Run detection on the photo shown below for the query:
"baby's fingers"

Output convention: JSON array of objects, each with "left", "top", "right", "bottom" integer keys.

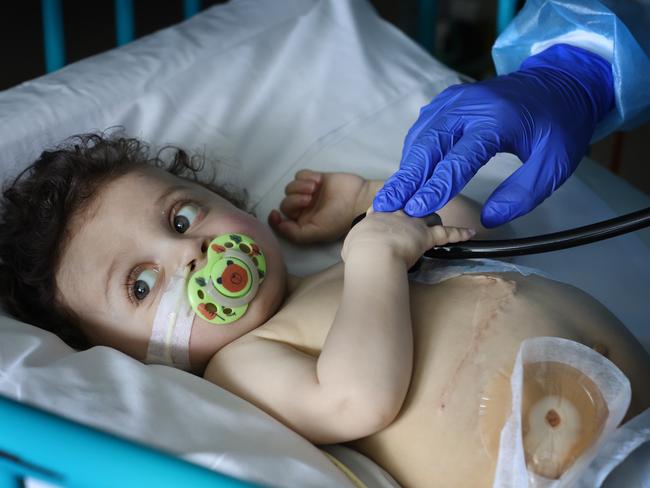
[
  {"left": 280, "top": 193, "right": 312, "bottom": 219},
  {"left": 430, "top": 225, "right": 476, "bottom": 246},
  {"left": 295, "top": 169, "right": 323, "bottom": 184},
  {"left": 267, "top": 211, "right": 322, "bottom": 244},
  {"left": 270, "top": 217, "right": 305, "bottom": 243},
  {"left": 285, "top": 178, "right": 318, "bottom": 195}
]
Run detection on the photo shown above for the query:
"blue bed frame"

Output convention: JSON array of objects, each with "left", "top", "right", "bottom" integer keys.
[
  {"left": 0, "top": 395, "right": 257, "bottom": 487},
  {"left": 39, "top": 0, "right": 518, "bottom": 73},
  {"left": 1, "top": 1, "right": 518, "bottom": 486},
  {"left": 40, "top": 0, "right": 203, "bottom": 72}
]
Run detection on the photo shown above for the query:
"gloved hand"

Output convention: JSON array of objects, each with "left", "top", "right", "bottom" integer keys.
[{"left": 373, "top": 44, "right": 614, "bottom": 227}]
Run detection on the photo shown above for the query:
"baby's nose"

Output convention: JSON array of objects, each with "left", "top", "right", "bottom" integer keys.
[{"left": 186, "top": 237, "right": 210, "bottom": 273}]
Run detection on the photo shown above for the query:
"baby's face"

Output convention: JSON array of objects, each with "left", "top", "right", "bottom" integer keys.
[{"left": 56, "top": 165, "right": 287, "bottom": 372}]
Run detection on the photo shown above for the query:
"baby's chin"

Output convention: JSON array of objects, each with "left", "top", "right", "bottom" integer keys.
[{"left": 188, "top": 258, "right": 288, "bottom": 374}]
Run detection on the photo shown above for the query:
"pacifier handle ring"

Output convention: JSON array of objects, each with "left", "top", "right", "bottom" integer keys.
[{"left": 205, "top": 250, "right": 260, "bottom": 308}]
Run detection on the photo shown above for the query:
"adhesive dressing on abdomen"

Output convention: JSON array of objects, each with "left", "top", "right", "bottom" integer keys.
[{"left": 493, "top": 337, "right": 631, "bottom": 488}]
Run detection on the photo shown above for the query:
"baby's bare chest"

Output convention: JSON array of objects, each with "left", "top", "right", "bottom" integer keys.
[
  {"left": 250, "top": 264, "right": 530, "bottom": 357},
  {"left": 251, "top": 263, "right": 346, "bottom": 355}
]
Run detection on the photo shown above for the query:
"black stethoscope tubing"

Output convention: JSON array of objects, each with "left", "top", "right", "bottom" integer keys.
[
  {"left": 426, "top": 206, "right": 650, "bottom": 258},
  {"left": 352, "top": 206, "right": 650, "bottom": 259}
]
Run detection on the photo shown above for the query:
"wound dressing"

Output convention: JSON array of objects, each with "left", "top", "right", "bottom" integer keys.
[
  {"left": 409, "top": 257, "right": 550, "bottom": 285},
  {"left": 493, "top": 337, "right": 631, "bottom": 488},
  {"left": 146, "top": 233, "right": 265, "bottom": 371}
]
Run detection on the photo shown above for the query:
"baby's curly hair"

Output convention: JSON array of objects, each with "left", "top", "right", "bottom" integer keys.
[{"left": 0, "top": 131, "right": 249, "bottom": 349}]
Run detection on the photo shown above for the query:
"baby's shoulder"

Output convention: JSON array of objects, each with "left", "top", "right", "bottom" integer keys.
[{"left": 203, "top": 332, "right": 277, "bottom": 383}]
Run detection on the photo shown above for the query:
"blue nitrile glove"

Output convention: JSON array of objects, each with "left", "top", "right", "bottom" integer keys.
[{"left": 373, "top": 44, "right": 615, "bottom": 228}]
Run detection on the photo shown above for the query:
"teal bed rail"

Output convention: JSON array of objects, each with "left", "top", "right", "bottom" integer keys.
[
  {"left": 41, "top": 1, "right": 519, "bottom": 73},
  {"left": 41, "top": 0, "right": 205, "bottom": 72},
  {"left": 416, "top": 0, "right": 518, "bottom": 54},
  {"left": 0, "top": 394, "right": 259, "bottom": 488}
]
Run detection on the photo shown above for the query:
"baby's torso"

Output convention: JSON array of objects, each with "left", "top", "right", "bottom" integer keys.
[{"left": 250, "top": 262, "right": 650, "bottom": 488}]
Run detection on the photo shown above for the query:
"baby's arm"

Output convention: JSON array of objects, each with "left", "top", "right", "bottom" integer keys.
[
  {"left": 205, "top": 213, "right": 474, "bottom": 445},
  {"left": 269, "top": 171, "right": 489, "bottom": 245},
  {"left": 205, "top": 247, "right": 411, "bottom": 444}
]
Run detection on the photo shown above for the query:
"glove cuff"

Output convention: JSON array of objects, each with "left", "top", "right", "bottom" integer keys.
[{"left": 519, "top": 44, "right": 615, "bottom": 125}]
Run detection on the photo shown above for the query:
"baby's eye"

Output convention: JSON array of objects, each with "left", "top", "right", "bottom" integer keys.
[
  {"left": 132, "top": 268, "right": 158, "bottom": 301},
  {"left": 173, "top": 203, "right": 199, "bottom": 234}
]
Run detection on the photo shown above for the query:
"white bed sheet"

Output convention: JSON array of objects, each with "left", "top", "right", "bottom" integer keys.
[{"left": 0, "top": 0, "right": 648, "bottom": 486}]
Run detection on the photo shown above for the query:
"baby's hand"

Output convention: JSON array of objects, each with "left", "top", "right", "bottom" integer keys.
[
  {"left": 268, "top": 170, "right": 367, "bottom": 244},
  {"left": 342, "top": 208, "right": 475, "bottom": 268}
]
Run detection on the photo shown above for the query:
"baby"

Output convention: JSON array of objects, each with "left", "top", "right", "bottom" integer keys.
[{"left": 1, "top": 133, "right": 649, "bottom": 488}]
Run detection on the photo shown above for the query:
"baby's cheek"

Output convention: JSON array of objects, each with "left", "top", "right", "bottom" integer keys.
[
  {"left": 191, "top": 313, "right": 220, "bottom": 333},
  {"left": 214, "top": 214, "right": 281, "bottom": 264},
  {"left": 212, "top": 209, "right": 258, "bottom": 235},
  {"left": 88, "top": 310, "right": 152, "bottom": 362},
  {"left": 187, "top": 313, "right": 236, "bottom": 369}
]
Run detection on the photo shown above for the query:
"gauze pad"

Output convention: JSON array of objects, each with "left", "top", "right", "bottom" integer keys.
[
  {"left": 493, "top": 337, "right": 631, "bottom": 488},
  {"left": 146, "top": 266, "right": 194, "bottom": 371}
]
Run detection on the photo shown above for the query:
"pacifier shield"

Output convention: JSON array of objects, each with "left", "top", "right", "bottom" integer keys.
[{"left": 188, "top": 234, "right": 266, "bottom": 325}]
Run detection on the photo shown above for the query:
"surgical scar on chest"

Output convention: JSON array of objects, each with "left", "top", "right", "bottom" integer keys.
[{"left": 438, "top": 276, "right": 517, "bottom": 411}]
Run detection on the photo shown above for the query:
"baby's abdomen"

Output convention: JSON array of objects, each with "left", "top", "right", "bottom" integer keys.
[{"left": 350, "top": 273, "right": 650, "bottom": 488}]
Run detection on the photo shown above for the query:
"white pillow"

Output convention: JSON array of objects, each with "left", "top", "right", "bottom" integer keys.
[{"left": 0, "top": 0, "right": 457, "bottom": 486}]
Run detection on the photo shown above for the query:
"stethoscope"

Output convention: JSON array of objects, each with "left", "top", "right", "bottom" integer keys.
[{"left": 351, "top": 205, "right": 650, "bottom": 262}]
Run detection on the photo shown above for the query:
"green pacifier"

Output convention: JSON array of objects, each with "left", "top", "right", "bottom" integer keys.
[{"left": 187, "top": 233, "right": 266, "bottom": 325}]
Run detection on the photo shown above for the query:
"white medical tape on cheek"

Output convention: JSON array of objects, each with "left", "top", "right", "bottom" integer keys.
[{"left": 146, "top": 267, "right": 195, "bottom": 371}]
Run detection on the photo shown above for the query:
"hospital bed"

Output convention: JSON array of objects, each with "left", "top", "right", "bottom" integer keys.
[{"left": 0, "top": 1, "right": 648, "bottom": 486}]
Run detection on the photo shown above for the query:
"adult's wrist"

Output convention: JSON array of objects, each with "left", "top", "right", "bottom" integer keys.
[{"left": 519, "top": 43, "right": 615, "bottom": 124}]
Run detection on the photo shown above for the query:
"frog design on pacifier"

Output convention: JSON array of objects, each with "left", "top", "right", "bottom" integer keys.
[{"left": 187, "top": 234, "right": 266, "bottom": 325}]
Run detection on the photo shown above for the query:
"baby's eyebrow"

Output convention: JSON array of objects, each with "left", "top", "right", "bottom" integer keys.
[{"left": 155, "top": 184, "right": 189, "bottom": 210}]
